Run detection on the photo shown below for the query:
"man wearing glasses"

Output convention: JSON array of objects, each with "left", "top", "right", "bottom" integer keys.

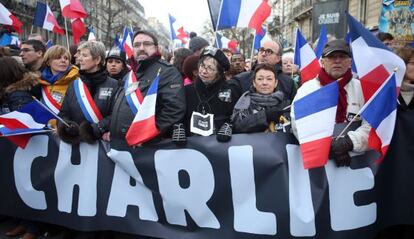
[
  {"left": 230, "top": 40, "right": 297, "bottom": 102},
  {"left": 109, "top": 30, "right": 186, "bottom": 145},
  {"left": 19, "top": 39, "right": 46, "bottom": 71}
]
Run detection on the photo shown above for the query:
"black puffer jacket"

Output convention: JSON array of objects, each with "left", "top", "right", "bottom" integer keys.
[
  {"left": 184, "top": 77, "right": 240, "bottom": 135},
  {"left": 58, "top": 68, "right": 118, "bottom": 132},
  {"left": 0, "top": 72, "right": 39, "bottom": 114},
  {"left": 229, "top": 64, "right": 297, "bottom": 102},
  {"left": 110, "top": 56, "right": 186, "bottom": 140}
]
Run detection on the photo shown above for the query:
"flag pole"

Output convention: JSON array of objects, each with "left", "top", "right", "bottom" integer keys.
[
  {"left": 250, "top": 29, "right": 256, "bottom": 68},
  {"left": 31, "top": 97, "right": 70, "bottom": 127},
  {"left": 64, "top": 18, "right": 70, "bottom": 49}
]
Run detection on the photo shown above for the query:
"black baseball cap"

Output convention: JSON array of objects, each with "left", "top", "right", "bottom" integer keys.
[{"left": 322, "top": 39, "right": 351, "bottom": 58}]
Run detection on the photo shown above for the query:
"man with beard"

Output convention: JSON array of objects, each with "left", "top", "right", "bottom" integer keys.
[{"left": 109, "top": 30, "right": 186, "bottom": 145}]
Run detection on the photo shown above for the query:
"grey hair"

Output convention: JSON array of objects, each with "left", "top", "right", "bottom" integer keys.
[{"left": 78, "top": 41, "right": 106, "bottom": 67}]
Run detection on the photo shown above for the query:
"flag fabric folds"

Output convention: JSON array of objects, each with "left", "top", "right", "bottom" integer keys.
[
  {"left": 71, "top": 18, "right": 86, "bottom": 44},
  {"left": 359, "top": 73, "right": 397, "bottom": 162},
  {"left": 59, "top": 0, "right": 87, "bottom": 19},
  {"left": 168, "top": 14, "right": 189, "bottom": 45},
  {"left": 0, "top": 3, "right": 23, "bottom": 33},
  {"left": 121, "top": 27, "right": 133, "bottom": 60},
  {"left": 294, "top": 28, "right": 321, "bottom": 83},
  {"left": 253, "top": 26, "right": 271, "bottom": 50},
  {"left": 125, "top": 74, "right": 161, "bottom": 146},
  {"left": 314, "top": 25, "right": 327, "bottom": 59},
  {"left": 346, "top": 13, "right": 406, "bottom": 101},
  {"left": 293, "top": 81, "right": 339, "bottom": 169},
  {"left": 217, "top": 0, "right": 271, "bottom": 33},
  {"left": 33, "top": 2, "right": 64, "bottom": 35},
  {"left": 215, "top": 32, "right": 238, "bottom": 52}
]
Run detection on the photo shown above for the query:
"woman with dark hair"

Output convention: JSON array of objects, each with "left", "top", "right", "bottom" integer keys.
[
  {"left": 57, "top": 41, "right": 118, "bottom": 144},
  {"left": 231, "top": 64, "right": 290, "bottom": 133},
  {"left": 183, "top": 46, "right": 239, "bottom": 142},
  {"left": 182, "top": 54, "right": 199, "bottom": 85},
  {"left": 0, "top": 56, "right": 38, "bottom": 113},
  {"left": 171, "top": 47, "right": 193, "bottom": 77},
  {"left": 105, "top": 46, "right": 129, "bottom": 82}
]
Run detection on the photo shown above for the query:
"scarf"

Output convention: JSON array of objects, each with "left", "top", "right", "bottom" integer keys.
[
  {"left": 318, "top": 68, "right": 352, "bottom": 123},
  {"left": 41, "top": 67, "right": 70, "bottom": 84},
  {"left": 249, "top": 91, "right": 285, "bottom": 107}
]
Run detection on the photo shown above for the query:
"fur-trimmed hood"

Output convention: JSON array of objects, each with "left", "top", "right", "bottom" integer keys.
[{"left": 4, "top": 72, "right": 40, "bottom": 94}]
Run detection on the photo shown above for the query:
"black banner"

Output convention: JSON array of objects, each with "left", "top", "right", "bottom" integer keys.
[
  {"left": 0, "top": 113, "right": 414, "bottom": 238},
  {"left": 312, "top": 0, "right": 348, "bottom": 41}
]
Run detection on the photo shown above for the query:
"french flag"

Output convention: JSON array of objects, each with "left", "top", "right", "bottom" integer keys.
[
  {"left": 169, "top": 14, "right": 189, "bottom": 45},
  {"left": 294, "top": 28, "right": 321, "bottom": 83},
  {"left": 121, "top": 27, "right": 133, "bottom": 60},
  {"left": 215, "top": 32, "right": 238, "bottom": 52},
  {"left": 360, "top": 73, "right": 398, "bottom": 162},
  {"left": 253, "top": 26, "right": 271, "bottom": 50},
  {"left": 0, "top": 3, "right": 23, "bottom": 33},
  {"left": 347, "top": 13, "right": 406, "bottom": 101},
  {"left": 293, "top": 81, "right": 339, "bottom": 169},
  {"left": 59, "top": 0, "right": 87, "bottom": 19},
  {"left": 216, "top": 0, "right": 271, "bottom": 34},
  {"left": 0, "top": 125, "right": 52, "bottom": 148},
  {"left": 125, "top": 74, "right": 161, "bottom": 146},
  {"left": 314, "top": 25, "right": 327, "bottom": 59},
  {"left": 33, "top": 2, "right": 64, "bottom": 35},
  {"left": 0, "top": 101, "right": 56, "bottom": 130}
]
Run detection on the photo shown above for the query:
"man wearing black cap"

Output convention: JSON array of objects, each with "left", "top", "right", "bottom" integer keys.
[
  {"left": 183, "top": 46, "right": 240, "bottom": 142},
  {"left": 109, "top": 30, "right": 186, "bottom": 145},
  {"left": 291, "top": 39, "right": 370, "bottom": 167}
]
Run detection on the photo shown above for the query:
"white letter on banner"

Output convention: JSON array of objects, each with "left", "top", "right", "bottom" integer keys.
[
  {"left": 55, "top": 142, "right": 99, "bottom": 216},
  {"left": 106, "top": 149, "right": 158, "bottom": 221},
  {"left": 228, "top": 146, "right": 276, "bottom": 235},
  {"left": 325, "top": 160, "right": 376, "bottom": 231},
  {"left": 14, "top": 135, "right": 48, "bottom": 210},
  {"left": 154, "top": 149, "right": 219, "bottom": 228},
  {"left": 286, "top": 145, "right": 316, "bottom": 237}
]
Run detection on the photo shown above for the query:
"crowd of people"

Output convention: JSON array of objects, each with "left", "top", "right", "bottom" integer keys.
[{"left": 0, "top": 29, "right": 413, "bottom": 238}]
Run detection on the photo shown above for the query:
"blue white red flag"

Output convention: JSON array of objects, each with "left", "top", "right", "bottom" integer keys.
[
  {"left": 168, "top": 14, "right": 189, "bottom": 45},
  {"left": 125, "top": 73, "right": 161, "bottom": 146},
  {"left": 123, "top": 71, "right": 143, "bottom": 115},
  {"left": 293, "top": 81, "right": 339, "bottom": 169},
  {"left": 73, "top": 79, "right": 103, "bottom": 124},
  {"left": 0, "top": 101, "right": 56, "bottom": 130},
  {"left": 0, "top": 3, "right": 23, "bottom": 33},
  {"left": 294, "top": 28, "right": 321, "bottom": 83},
  {"left": 360, "top": 73, "right": 397, "bottom": 162},
  {"left": 347, "top": 13, "right": 406, "bottom": 101},
  {"left": 253, "top": 26, "right": 271, "bottom": 50},
  {"left": 216, "top": 0, "right": 271, "bottom": 34},
  {"left": 87, "top": 26, "right": 96, "bottom": 41},
  {"left": 33, "top": 2, "right": 64, "bottom": 35},
  {"left": 314, "top": 25, "right": 327, "bottom": 59},
  {"left": 121, "top": 27, "right": 133, "bottom": 60},
  {"left": 58, "top": 0, "right": 87, "bottom": 19},
  {"left": 215, "top": 32, "right": 238, "bottom": 53}
]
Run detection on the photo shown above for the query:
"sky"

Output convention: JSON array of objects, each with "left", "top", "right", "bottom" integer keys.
[{"left": 139, "top": 0, "right": 212, "bottom": 36}]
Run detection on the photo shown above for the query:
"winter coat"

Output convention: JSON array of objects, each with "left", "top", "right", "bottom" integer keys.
[
  {"left": 184, "top": 77, "right": 240, "bottom": 135},
  {"left": 58, "top": 68, "right": 118, "bottom": 134},
  {"left": 231, "top": 90, "right": 289, "bottom": 133},
  {"left": 0, "top": 72, "right": 39, "bottom": 113},
  {"left": 290, "top": 77, "right": 370, "bottom": 152},
  {"left": 110, "top": 56, "right": 186, "bottom": 140},
  {"left": 39, "top": 65, "right": 80, "bottom": 106}
]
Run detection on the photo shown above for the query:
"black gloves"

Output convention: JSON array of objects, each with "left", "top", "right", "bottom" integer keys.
[
  {"left": 172, "top": 123, "right": 187, "bottom": 146},
  {"left": 57, "top": 121, "right": 80, "bottom": 144},
  {"left": 330, "top": 135, "right": 354, "bottom": 167},
  {"left": 265, "top": 106, "right": 284, "bottom": 123},
  {"left": 80, "top": 121, "right": 103, "bottom": 144},
  {"left": 216, "top": 122, "right": 232, "bottom": 142}
]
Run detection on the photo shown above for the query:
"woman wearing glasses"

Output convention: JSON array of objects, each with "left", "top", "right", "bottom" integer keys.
[{"left": 183, "top": 46, "right": 240, "bottom": 142}]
